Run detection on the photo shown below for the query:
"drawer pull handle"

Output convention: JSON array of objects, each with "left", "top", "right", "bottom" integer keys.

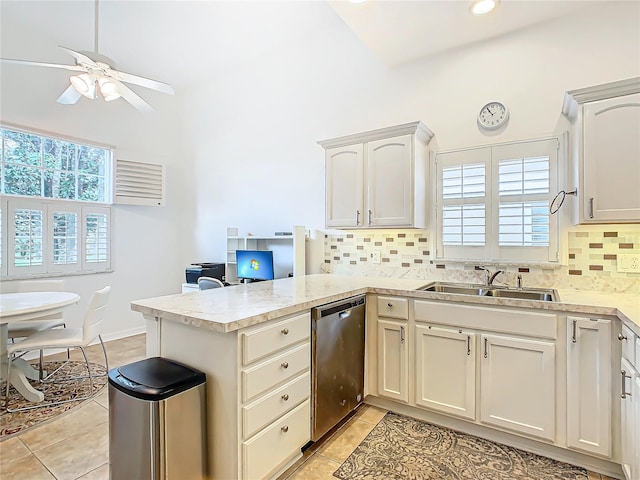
[
  {"left": 281, "top": 362, "right": 289, "bottom": 369},
  {"left": 281, "top": 425, "right": 289, "bottom": 433},
  {"left": 618, "top": 333, "right": 628, "bottom": 341},
  {"left": 282, "top": 394, "right": 289, "bottom": 401},
  {"left": 621, "top": 370, "right": 632, "bottom": 399},
  {"left": 281, "top": 328, "right": 289, "bottom": 335}
]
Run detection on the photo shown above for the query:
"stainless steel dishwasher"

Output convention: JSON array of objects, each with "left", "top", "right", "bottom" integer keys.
[{"left": 311, "top": 295, "right": 366, "bottom": 441}]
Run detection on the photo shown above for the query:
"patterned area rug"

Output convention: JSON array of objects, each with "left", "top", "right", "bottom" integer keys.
[
  {"left": 333, "top": 412, "right": 588, "bottom": 480},
  {"left": 0, "top": 360, "right": 107, "bottom": 440}
]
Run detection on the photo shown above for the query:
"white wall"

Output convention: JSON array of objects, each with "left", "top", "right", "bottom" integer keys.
[
  {"left": 180, "top": 2, "right": 640, "bottom": 274},
  {"left": 0, "top": 16, "right": 189, "bottom": 339}
]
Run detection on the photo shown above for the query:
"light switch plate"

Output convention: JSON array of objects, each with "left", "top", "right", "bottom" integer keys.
[{"left": 617, "top": 254, "right": 640, "bottom": 273}]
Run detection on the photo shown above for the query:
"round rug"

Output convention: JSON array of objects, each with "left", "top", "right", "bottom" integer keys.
[{"left": 0, "top": 360, "right": 107, "bottom": 440}]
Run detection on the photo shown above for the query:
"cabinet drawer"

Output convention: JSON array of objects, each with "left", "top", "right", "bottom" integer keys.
[
  {"left": 621, "top": 323, "right": 636, "bottom": 365},
  {"left": 242, "top": 312, "right": 310, "bottom": 365},
  {"left": 414, "top": 300, "right": 557, "bottom": 340},
  {"left": 242, "top": 372, "right": 310, "bottom": 440},
  {"left": 242, "top": 400, "right": 310, "bottom": 480},
  {"left": 242, "top": 343, "right": 310, "bottom": 402},
  {"left": 377, "top": 296, "right": 409, "bottom": 320}
]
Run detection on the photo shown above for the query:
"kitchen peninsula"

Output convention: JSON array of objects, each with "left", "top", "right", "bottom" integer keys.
[{"left": 131, "top": 274, "right": 640, "bottom": 480}]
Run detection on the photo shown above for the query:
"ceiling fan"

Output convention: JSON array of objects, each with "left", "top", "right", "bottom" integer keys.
[{"left": 0, "top": 0, "right": 174, "bottom": 113}]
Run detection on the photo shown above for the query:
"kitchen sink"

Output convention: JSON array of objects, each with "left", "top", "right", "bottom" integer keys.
[
  {"left": 483, "top": 289, "right": 556, "bottom": 302},
  {"left": 416, "top": 282, "right": 558, "bottom": 302}
]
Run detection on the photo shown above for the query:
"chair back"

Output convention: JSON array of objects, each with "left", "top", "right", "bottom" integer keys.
[
  {"left": 198, "top": 277, "right": 224, "bottom": 290},
  {"left": 82, "top": 286, "right": 111, "bottom": 344}
]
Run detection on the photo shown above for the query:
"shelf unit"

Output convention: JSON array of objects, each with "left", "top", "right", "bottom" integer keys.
[{"left": 226, "top": 226, "right": 306, "bottom": 284}]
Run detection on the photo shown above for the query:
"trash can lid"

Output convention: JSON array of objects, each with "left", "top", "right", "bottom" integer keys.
[{"left": 108, "top": 357, "right": 205, "bottom": 401}]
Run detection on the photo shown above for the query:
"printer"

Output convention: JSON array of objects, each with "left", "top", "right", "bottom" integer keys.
[{"left": 185, "top": 263, "right": 226, "bottom": 284}]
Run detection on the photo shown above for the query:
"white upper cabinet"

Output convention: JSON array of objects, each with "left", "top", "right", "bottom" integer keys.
[
  {"left": 562, "top": 77, "right": 640, "bottom": 223},
  {"left": 319, "top": 121, "right": 434, "bottom": 229},
  {"left": 325, "top": 144, "right": 364, "bottom": 228}
]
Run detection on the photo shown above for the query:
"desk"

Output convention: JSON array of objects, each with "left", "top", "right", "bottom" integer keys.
[{"left": 0, "top": 292, "right": 80, "bottom": 402}]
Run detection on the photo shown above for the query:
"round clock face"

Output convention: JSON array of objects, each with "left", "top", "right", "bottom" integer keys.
[{"left": 478, "top": 101, "right": 509, "bottom": 130}]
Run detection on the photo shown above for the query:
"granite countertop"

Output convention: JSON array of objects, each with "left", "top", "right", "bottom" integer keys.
[{"left": 131, "top": 274, "right": 640, "bottom": 335}]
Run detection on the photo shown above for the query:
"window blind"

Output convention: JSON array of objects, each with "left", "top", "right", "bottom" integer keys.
[
  {"left": 52, "top": 211, "right": 78, "bottom": 264},
  {"left": 85, "top": 212, "right": 109, "bottom": 263},
  {"left": 13, "top": 208, "right": 44, "bottom": 267}
]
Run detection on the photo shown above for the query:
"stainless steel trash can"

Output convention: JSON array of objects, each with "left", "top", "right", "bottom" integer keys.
[{"left": 108, "top": 357, "right": 206, "bottom": 480}]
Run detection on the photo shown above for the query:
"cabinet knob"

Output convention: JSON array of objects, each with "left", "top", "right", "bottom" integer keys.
[
  {"left": 282, "top": 394, "right": 289, "bottom": 401},
  {"left": 281, "top": 362, "right": 289, "bottom": 369},
  {"left": 281, "top": 425, "right": 289, "bottom": 433},
  {"left": 281, "top": 328, "right": 289, "bottom": 335},
  {"left": 618, "top": 333, "right": 628, "bottom": 341},
  {"left": 387, "top": 303, "right": 393, "bottom": 308}
]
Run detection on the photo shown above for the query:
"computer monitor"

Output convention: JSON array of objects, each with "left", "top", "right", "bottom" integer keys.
[{"left": 236, "top": 250, "right": 275, "bottom": 282}]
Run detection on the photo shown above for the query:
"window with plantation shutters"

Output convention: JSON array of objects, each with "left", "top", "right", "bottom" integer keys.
[
  {"left": 0, "top": 125, "right": 113, "bottom": 278},
  {"left": 1, "top": 197, "right": 111, "bottom": 277},
  {"left": 436, "top": 137, "right": 559, "bottom": 263}
]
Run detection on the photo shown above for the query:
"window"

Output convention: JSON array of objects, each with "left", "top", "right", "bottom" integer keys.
[
  {"left": 435, "top": 137, "right": 559, "bottom": 264},
  {"left": 0, "top": 126, "right": 112, "bottom": 277}
]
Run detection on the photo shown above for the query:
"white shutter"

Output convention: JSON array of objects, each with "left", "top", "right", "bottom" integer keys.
[
  {"left": 48, "top": 206, "right": 80, "bottom": 273},
  {"left": 7, "top": 198, "right": 46, "bottom": 275},
  {"left": 114, "top": 159, "right": 165, "bottom": 206},
  {"left": 82, "top": 206, "right": 111, "bottom": 271}
]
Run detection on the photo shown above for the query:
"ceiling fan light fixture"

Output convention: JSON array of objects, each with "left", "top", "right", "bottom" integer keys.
[
  {"left": 470, "top": 0, "right": 499, "bottom": 15},
  {"left": 98, "top": 77, "right": 118, "bottom": 97},
  {"left": 70, "top": 73, "right": 95, "bottom": 99}
]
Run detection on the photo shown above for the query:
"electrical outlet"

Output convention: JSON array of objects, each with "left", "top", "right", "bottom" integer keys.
[
  {"left": 371, "top": 251, "right": 381, "bottom": 264},
  {"left": 617, "top": 254, "right": 640, "bottom": 273}
]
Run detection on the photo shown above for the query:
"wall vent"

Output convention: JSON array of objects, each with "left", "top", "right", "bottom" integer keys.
[{"left": 114, "top": 159, "right": 165, "bottom": 206}]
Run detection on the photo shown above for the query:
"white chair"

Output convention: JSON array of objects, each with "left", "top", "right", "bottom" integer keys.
[
  {"left": 8, "top": 280, "right": 67, "bottom": 339},
  {"left": 198, "top": 277, "right": 224, "bottom": 290},
  {"left": 5, "top": 286, "right": 111, "bottom": 412},
  {"left": 8, "top": 280, "right": 69, "bottom": 379}
]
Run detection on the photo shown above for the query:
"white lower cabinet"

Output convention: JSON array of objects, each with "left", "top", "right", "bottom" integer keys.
[
  {"left": 566, "top": 317, "right": 612, "bottom": 457},
  {"left": 479, "top": 334, "right": 556, "bottom": 442},
  {"left": 239, "top": 312, "right": 311, "bottom": 480},
  {"left": 415, "top": 325, "right": 476, "bottom": 420},
  {"left": 377, "top": 318, "right": 409, "bottom": 402},
  {"left": 620, "top": 325, "right": 639, "bottom": 480}
]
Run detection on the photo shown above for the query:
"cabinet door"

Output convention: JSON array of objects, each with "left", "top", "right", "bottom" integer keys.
[
  {"left": 377, "top": 319, "right": 408, "bottom": 402},
  {"left": 326, "top": 144, "right": 364, "bottom": 228},
  {"left": 583, "top": 93, "right": 640, "bottom": 222},
  {"left": 415, "top": 325, "right": 476, "bottom": 420},
  {"left": 480, "top": 334, "right": 555, "bottom": 441},
  {"left": 566, "top": 318, "right": 611, "bottom": 457},
  {"left": 366, "top": 134, "right": 413, "bottom": 227},
  {"left": 621, "top": 358, "right": 638, "bottom": 480}
]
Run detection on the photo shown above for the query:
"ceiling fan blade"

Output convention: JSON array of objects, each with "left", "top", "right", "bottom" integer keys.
[
  {"left": 1, "top": 58, "right": 84, "bottom": 71},
  {"left": 116, "top": 82, "right": 154, "bottom": 114},
  {"left": 58, "top": 46, "right": 98, "bottom": 67},
  {"left": 113, "top": 70, "right": 175, "bottom": 95},
  {"left": 57, "top": 84, "right": 82, "bottom": 105}
]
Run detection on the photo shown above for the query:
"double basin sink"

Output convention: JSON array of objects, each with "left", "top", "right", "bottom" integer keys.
[{"left": 417, "top": 282, "right": 558, "bottom": 302}]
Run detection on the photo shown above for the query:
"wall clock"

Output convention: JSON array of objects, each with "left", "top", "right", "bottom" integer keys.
[{"left": 477, "top": 101, "right": 509, "bottom": 130}]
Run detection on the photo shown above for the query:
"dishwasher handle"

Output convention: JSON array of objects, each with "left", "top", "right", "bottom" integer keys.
[{"left": 312, "top": 295, "right": 366, "bottom": 320}]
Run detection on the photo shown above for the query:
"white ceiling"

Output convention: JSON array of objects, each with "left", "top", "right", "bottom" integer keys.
[
  {"left": 0, "top": 0, "right": 603, "bottom": 93},
  {"left": 328, "top": 0, "right": 597, "bottom": 66}
]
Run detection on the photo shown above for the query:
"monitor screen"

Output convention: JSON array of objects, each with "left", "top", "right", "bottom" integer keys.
[{"left": 236, "top": 250, "right": 275, "bottom": 281}]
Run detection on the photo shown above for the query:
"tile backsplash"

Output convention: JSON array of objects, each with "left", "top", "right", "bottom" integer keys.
[{"left": 322, "top": 227, "right": 640, "bottom": 294}]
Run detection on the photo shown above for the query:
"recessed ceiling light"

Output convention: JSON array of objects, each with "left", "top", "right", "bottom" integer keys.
[
  {"left": 470, "top": 0, "right": 499, "bottom": 15},
  {"left": 349, "top": 0, "right": 367, "bottom": 4}
]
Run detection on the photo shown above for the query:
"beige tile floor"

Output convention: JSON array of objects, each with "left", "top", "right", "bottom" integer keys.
[{"left": 0, "top": 334, "right": 619, "bottom": 480}]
